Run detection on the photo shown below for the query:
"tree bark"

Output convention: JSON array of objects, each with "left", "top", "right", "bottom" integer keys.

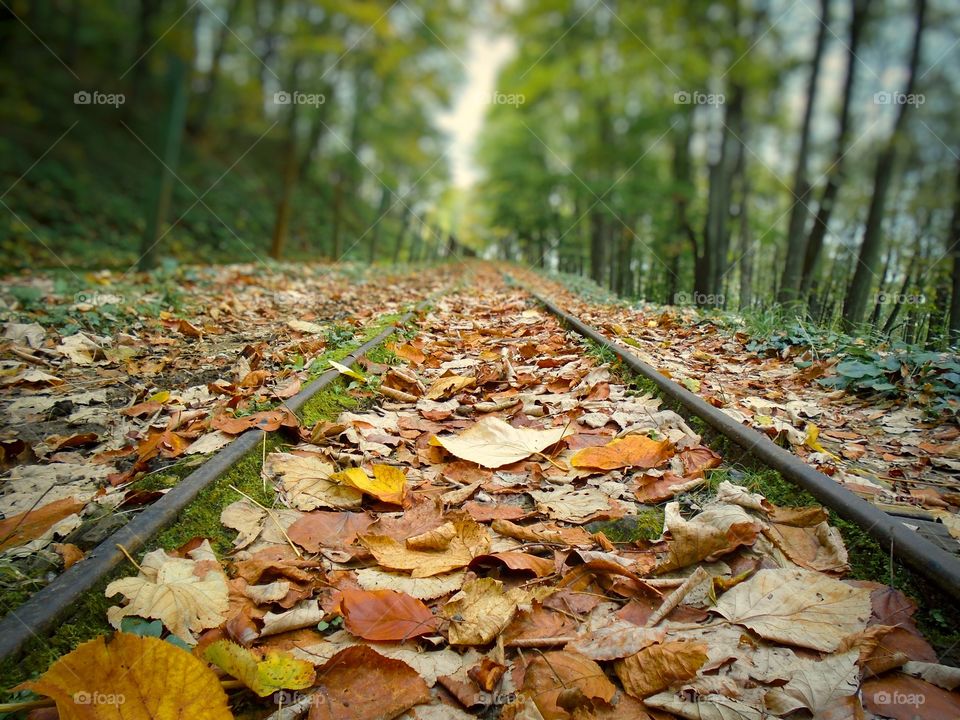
[
  {"left": 194, "top": 0, "right": 241, "bottom": 136},
  {"left": 948, "top": 159, "right": 960, "bottom": 344},
  {"left": 778, "top": 0, "right": 830, "bottom": 304},
  {"left": 801, "top": 0, "right": 869, "bottom": 297},
  {"left": 269, "top": 58, "right": 302, "bottom": 260},
  {"left": 842, "top": 0, "right": 926, "bottom": 331}
]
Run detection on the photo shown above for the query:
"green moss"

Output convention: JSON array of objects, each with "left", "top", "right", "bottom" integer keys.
[{"left": 587, "top": 509, "right": 664, "bottom": 543}]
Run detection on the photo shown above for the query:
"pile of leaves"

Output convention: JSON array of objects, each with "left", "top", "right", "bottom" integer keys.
[
  {"left": 518, "top": 269, "right": 960, "bottom": 536},
  {"left": 0, "top": 263, "right": 459, "bottom": 605},
  {"left": 13, "top": 274, "right": 959, "bottom": 719}
]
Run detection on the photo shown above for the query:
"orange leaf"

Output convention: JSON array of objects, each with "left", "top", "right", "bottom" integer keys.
[
  {"left": 570, "top": 435, "right": 674, "bottom": 471},
  {"left": 308, "top": 645, "right": 430, "bottom": 720},
  {"left": 469, "top": 552, "right": 555, "bottom": 578},
  {"left": 390, "top": 342, "right": 426, "bottom": 365},
  {"left": 521, "top": 650, "right": 616, "bottom": 720},
  {"left": 340, "top": 588, "right": 439, "bottom": 641},
  {"left": 287, "top": 511, "right": 374, "bottom": 553},
  {"left": 0, "top": 497, "right": 84, "bottom": 551},
  {"left": 23, "top": 632, "right": 232, "bottom": 719},
  {"left": 615, "top": 641, "right": 709, "bottom": 699}
]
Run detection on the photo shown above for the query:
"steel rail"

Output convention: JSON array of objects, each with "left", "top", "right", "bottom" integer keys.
[
  {"left": 0, "top": 309, "right": 422, "bottom": 661},
  {"left": 528, "top": 287, "right": 960, "bottom": 599}
]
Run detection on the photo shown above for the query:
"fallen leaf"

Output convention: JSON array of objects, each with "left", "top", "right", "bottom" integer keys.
[
  {"left": 340, "top": 588, "right": 440, "bottom": 641},
  {"left": 570, "top": 434, "right": 674, "bottom": 471},
  {"left": 105, "top": 541, "right": 229, "bottom": 644},
  {"left": 0, "top": 497, "right": 84, "bottom": 551},
  {"left": 287, "top": 510, "right": 374, "bottom": 553},
  {"left": 426, "top": 374, "right": 475, "bottom": 400},
  {"left": 329, "top": 359, "right": 366, "bottom": 383},
  {"left": 361, "top": 514, "right": 490, "bottom": 577},
  {"left": 24, "top": 633, "right": 231, "bottom": 719},
  {"left": 714, "top": 568, "right": 871, "bottom": 652},
  {"left": 308, "top": 645, "right": 430, "bottom": 720},
  {"left": 764, "top": 649, "right": 860, "bottom": 715},
  {"left": 354, "top": 568, "right": 466, "bottom": 600},
  {"left": 862, "top": 674, "right": 960, "bottom": 720},
  {"left": 332, "top": 464, "right": 406, "bottom": 505},
  {"left": 264, "top": 452, "right": 363, "bottom": 510},
  {"left": 434, "top": 416, "right": 574, "bottom": 469},
  {"left": 614, "top": 641, "right": 708, "bottom": 699},
  {"left": 565, "top": 622, "right": 667, "bottom": 661},
  {"left": 441, "top": 578, "right": 533, "bottom": 646},
  {"left": 220, "top": 499, "right": 267, "bottom": 549},
  {"left": 204, "top": 639, "right": 315, "bottom": 697},
  {"left": 522, "top": 651, "right": 616, "bottom": 720}
]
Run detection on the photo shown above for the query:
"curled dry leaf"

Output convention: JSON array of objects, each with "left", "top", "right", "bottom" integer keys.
[
  {"left": 714, "top": 568, "right": 871, "bottom": 652},
  {"left": 614, "top": 640, "right": 709, "bottom": 699},
  {"left": 434, "top": 415, "right": 574, "bottom": 469},
  {"left": 24, "top": 633, "right": 232, "bottom": 720},
  {"left": 204, "top": 639, "right": 316, "bottom": 697},
  {"left": 570, "top": 434, "right": 674, "bottom": 471},
  {"left": 655, "top": 502, "right": 761, "bottom": 574},
  {"left": 105, "top": 541, "right": 228, "bottom": 645},
  {"left": 340, "top": 588, "right": 440, "bottom": 641},
  {"left": 354, "top": 568, "right": 466, "bottom": 600},
  {"left": 469, "top": 551, "right": 555, "bottom": 578},
  {"left": 763, "top": 649, "right": 860, "bottom": 715},
  {"left": 308, "top": 645, "right": 431, "bottom": 720},
  {"left": 426, "top": 374, "right": 475, "bottom": 400},
  {"left": 286, "top": 510, "right": 375, "bottom": 553},
  {"left": 220, "top": 499, "right": 267, "bottom": 549},
  {"left": 441, "top": 577, "right": 546, "bottom": 646},
  {"left": 0, "top": 497, "right": 84, "bottom": 551},
  {"left": 564, "top": 622, "right": 667, "bottom": 661},
  {"left": 521, "top": 650, "right": 616, "bottom": 720},
  {"left": 361, "top": 514, "right": 491, "bottom": 577},
  {"left": 491, "top": 519, "right": 594, "bottom": 547}
]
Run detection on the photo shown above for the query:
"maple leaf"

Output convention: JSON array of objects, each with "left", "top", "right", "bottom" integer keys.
[
  {"left": 331, "top": 464, "right": 406, "bottom": 505},
  {"left": 105, "top": 541, "right": 229, "bottom": 644},
  {"left": 24, "top": 633, "right": 231, "bottom": 719}
]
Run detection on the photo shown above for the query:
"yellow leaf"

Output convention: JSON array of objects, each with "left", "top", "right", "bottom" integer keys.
[
  {"left": 204, "top": 639, "right": 315, "bottom": 697},
  {"left": 804, "top": 423, "right": 840, "bottom": 460},
  {"left": 570, "top": 434, "right": 674, "bottom": 471},
  {"left": 24, "top": 633, "right": 232, "bottom": 719},
  {"left": 148, "top": 390, "right": 170, "bottom": 404},
  {"left": 425, "top": 374, "right": 475, "bottom": 400},
  {"left": 331, "top": 464, "right": 406, "bottom": 505},
  {"left": 329, "top": 359, "right": 366, "bottom": 383},
  {"left": 361, "top": 514, "right": 491, "bottom": 577}
]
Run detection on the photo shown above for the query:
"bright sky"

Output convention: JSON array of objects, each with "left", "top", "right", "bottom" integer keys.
[{"left": 437, "top": 32, "right": 515, "bottom": 189}]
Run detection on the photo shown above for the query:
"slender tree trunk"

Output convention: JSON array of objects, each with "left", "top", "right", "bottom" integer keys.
[
  {"left": 801, "top": 0, "right": 869, "bottom": 297},
  {"left": 138, "top": 51, "right": 190, "bottom": 271},
  {"left": 842, "top": 0, "right": 927, "bottom": 331},
  {"left": 269, "top": 59, "right": 302, "bottom": 260},
  {"left": 368, "top": 185, "right": 391, "bottom": 264},
  {"left": 194, "top": 0, "right": 241, "bottom": 136},
  {"left": 779, "top": 0, "right": 830, "bottom": 304},
  {"left": 738, "top": 174, "right": 754, "bottom": 310},
  {"left": 947, "top": 159, "right": 960, "bottom": 344}
]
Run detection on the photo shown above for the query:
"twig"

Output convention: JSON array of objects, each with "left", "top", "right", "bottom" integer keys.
[
  {"left": 645, "top": 566, "right": 709, "bottom": 627},
  {"left": 116, "top": 543, "right": 143, "bottom": 572},
  {"left": 506, "top": 635, "right": 578, "bottom": 648},
  {"left": 229, "top": 485, "right": 302, "bottom": 558}
]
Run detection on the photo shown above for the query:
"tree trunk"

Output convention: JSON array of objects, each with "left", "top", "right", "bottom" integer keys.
[
  {"left": 368, "top": 184, "right": 391, "bottom": 264},
  {"left": 842, "top": 0, "right": 926, "bottom": 331},
  {"left": 137, "top": 51, "right": 190, "bottom": 271},
  {"left": 778, "top": 0, "right": 830, "bottom": 304},
  {"left": 801, "top": 0, "right": 869, "bottom": 297},
  {"left": 269, "top": 58, "right": 302, "bottom": 260},
  {"left": 194, "top": 0, "right": 241, "bottom": 136},
  {"left": 948, "top": 159, "right": 960, "bottom": 344}
]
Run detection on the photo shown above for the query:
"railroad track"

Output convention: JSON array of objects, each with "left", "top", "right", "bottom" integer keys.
[
  {"left": 517, "top": 281, "right": 960, "bottom": 600},
  {"left": 3, "top": 272, "right": 957, "bottom": 712}
]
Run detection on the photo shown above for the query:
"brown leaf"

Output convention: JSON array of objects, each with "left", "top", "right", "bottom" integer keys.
[
  {"left": 361, "top": 513, "right": 491, "bottom": 577},
  {"left": 862, "top": 675, "right": 960, "bottom": 720},
  {"left": 0, "top": 497, "right": 84, "bottom": 551},
  {"left": 287, "top": 511, "right": 375, "bottom": 553},
  {"left": 521, "top": 651, "right": 616, "bottom": 720},
  {"left": 614, "top": 641, "right": 708, "bottom": 699},
  {"left": 340, "top": 588, "right": 439, "bottom": 641},
  {"left": 308, "top": 645, "right": 431, "bottom": 720},
  {"left": 570, "top": 434, "right": 674, "bottom": 471},
  {"left": 469, "top": 552, "right": 555, "bottom": 578}
]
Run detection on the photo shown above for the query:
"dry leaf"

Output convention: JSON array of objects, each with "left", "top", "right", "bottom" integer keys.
[
  {"left": 287, "top": 510, "right": 374, "bottom": 553},
  {"left": 332, "top": 464, "right": 406, "bottom": 505},
  {"left": 426, "top": 374, "right": 475, "bottom": 400},
  {"left": 434, "top": 416, "right": 574, "bottom": 468},
  {"left": 644, "top": 691, "right": 764, "bottom": 719},
  {"left": 441, "top": 577, "right": 535, "bottom": 646},
  {"left": 565, "top": 622, "right": 667, "bottom": 661},
  {"left": 204, "top": 639, "right": 315, "bottom": 697},
  {"left": 570, "top": 434, "right": 674, "bottom": 471},
  {"left": 715, "top": 568, "right": 871, "bottom": 652},
  {"left": 763, "top": 649, "right": 860, "bottom": 715},
  {"left": 340, "top": 588, "right": 440, "bottom": 641},
  {"left": 264, "top": 452, "right": 363, "bottom": 510},
  {"left": 0, "top": 497, "right": 84, "bottom": 551},
  {"left": 354, "top": 568, "right": 466, "bottom": 600},
  {"left": 361, "top": 514, "right": 491, "bottom": 577},
  {"left": 308, "top": 645, "right": 430, "bottom": 720},
  {"left": 105, "top": 541, "right": 228, "bottom": 644},
  {"left": 25, "top": 633, "right": 231, "bottom": 719},
  {"left": 522, "top": 651, "right": 616, "bottom": 720},
  {"left": 220, "top": 499, "right": 267, "bottom": 549},
  {"left": 615, "top": 641, "right": 708, "bottom": 699}
]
